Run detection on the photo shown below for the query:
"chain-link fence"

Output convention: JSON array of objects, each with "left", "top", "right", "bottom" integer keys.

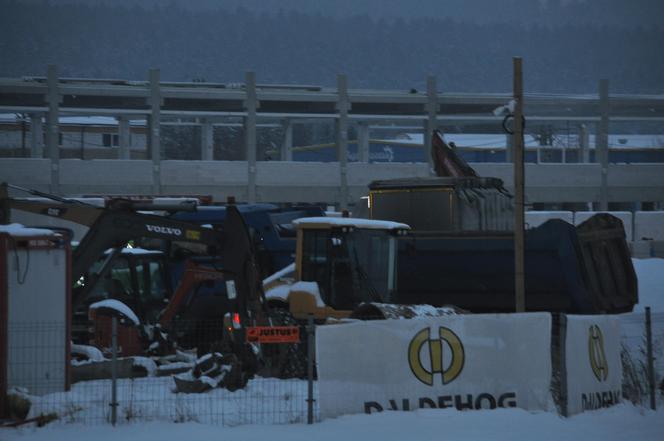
[
  {"left": 3, "top": 318, "right": 318, "bottom": 427},
  {"left": 620, "top": 307, "right": 664, "bottom": 409},
  {"left": 3, "top": 309, "right": 663, "bottom": 427}
]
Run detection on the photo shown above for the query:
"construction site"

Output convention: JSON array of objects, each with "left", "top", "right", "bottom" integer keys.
[{"left": 1, "top": 67, "right": 663, "bottom": 432}]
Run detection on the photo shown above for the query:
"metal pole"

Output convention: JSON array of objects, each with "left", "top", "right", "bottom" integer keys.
[
  {"left": 513, "top": 57, "right": 526, "bottom": 313},
  {"left": 559, "top": 314, "right": 568, "bottom": 417},
  {"left": 645, "top": 307, "right": 656, "bottom": 410},
  {"left": 110, "top": 316, "right": 118, "bottom": 425},
  {"left": 307, "top": 314, "right": 315, "bottom": 424}
]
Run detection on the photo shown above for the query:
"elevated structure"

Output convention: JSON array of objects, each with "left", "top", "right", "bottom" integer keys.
[{"left": 1, "top": 68, "right": 663, "bottom": 206}]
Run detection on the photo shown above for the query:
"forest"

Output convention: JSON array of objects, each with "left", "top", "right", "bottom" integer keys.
[{"left": 1, "top": 0, "right": 662, "bottom": 93}]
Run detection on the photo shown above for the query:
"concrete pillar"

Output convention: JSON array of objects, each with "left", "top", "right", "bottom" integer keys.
[
  {"left": 30, "top": 114, "right": 43, "bottom": 158},
  {"left": 45, "top": 65, "right": 61, "bottom": 193},
  {"left": 336, "top": 74, "right": 350, "bottom": 209},
  {"left": 281, "top": 119, "right": 293, "bottom": 161},
  {"left": 424, "top": 75, "right": 437, "bottom": 173},
  {"left": 598, "top": 79, "right": 610, "bottom": 210},
  {"left": 357, "top": 121, "right": 370, "bottom": 163},
  {"left": 148, "top": 69, "right": 162, "bottom": 194},
  {"left": 579, "top": 124, "right": 590, "bottom": 163},
  {"left": 244, "top": 71, "right": 258, "bottom": 203},
  {"left": 200, "top": 119, "right": 214, "bottom": 161},
  {"left": 118, "top": 116, "right": 131, "bottom": 159}
]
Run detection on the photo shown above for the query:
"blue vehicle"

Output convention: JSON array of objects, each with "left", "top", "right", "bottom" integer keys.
[{"left": 167, "top": 203, "right": 324, "bottom": 278}]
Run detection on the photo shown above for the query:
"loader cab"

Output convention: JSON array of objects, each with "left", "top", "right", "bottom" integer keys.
[{"left": 294, "top": 217, "right": 409, "bottom": 311}]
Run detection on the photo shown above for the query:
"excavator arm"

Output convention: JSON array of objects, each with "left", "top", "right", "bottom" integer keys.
[{"left": 2, "top": 182, "right": 267, "bottom": 322}]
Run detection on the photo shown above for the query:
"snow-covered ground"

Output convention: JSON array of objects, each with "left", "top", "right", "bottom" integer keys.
[
  {"left": 2, "top": 258, "right": 664, "bottom": 440},
  {"left": 3, "top": 404, "right": 663, "bottom": 441}
]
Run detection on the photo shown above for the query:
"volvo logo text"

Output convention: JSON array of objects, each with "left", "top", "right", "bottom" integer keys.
[
  {"left": 408, "top": 327, "right": 464, "bottom": 386},
  {"left": 146, "top": 225, "right": 182, "bottom": 236}
]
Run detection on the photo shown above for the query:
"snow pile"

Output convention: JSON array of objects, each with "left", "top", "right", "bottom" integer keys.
[
  {"left": 132, "top": 357, "right": 158, "bottom": 377},
  {"left": 265, "top": 283, "right": 292, "bottom": 302},
  {"left": 70, "top": 344, "right": 105, "bottom": 365},
  {"left": 290, "top": 281, "right": 326, "bottom": 307},
  {"left": 89, "top": 299, "right": 141, "bottom": 326}
]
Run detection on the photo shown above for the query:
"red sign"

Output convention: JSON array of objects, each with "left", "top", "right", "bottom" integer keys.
[{"left": 246, "top": 326, "right": 301, "bottom": 344}]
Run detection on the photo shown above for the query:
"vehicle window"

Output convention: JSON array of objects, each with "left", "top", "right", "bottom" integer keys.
[
  {"left": 136, "top": 259, "right": 167, "bottom": 303},
  {"left": 87, "top": 257, "right": 131, "bottom": 300}
]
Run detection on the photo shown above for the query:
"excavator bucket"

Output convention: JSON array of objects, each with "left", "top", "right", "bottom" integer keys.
[
  {"left": 431, "top": 130, "right": 479, "bottom": 178},
  {"left": 221, "top": 205, "right": 267, "bottom": 326}
]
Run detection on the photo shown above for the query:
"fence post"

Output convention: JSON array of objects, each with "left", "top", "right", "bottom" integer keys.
[
  {"left": 559, "top": 314, "right": 568, "bottom": 417},
  {"left": 307, "top": 314, "right": 315, "bottom": 424},
  {"left": 110, "top": 316, "right": 118, "bottom": 425},
  {"left": 645, "top": 307, "right": 656, "bottom": 410}
]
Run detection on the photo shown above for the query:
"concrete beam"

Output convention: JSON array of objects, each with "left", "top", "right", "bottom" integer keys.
[
  {"left": 336, "top": 74, "right": 349, "bottom": 209},
  {"left": 579, "top": 124, "right": 589, "bottom": 163},
  {"left": 598, "top": 79, "right": 610, "bottom": 210},
  {"left": 281, "top": 119, "right": 293, "bottom": 161},
  {"left": 118, "top": 116, "right": 130, "bottom": 159},
  {"left": 200, "top": 119, "right": 214, "bottom": 161},
  {"left": 424, "top": 75, "right": 437, "bottom": 174},
  {"left": 30, "top": 114, "right": 43, "bottom": 158},
  {"left": 148, "top": 69, "right": 162, "bottom": 193},
  {"left": 1, "top": 160, "right": 662, "bottom": 205},
  {"left": 46, "top": 65, "right": 61, "bottom": 193},
  {"left": 245, "top": 71, "right": 258, "bottom": 203},
  {"left": 357, "top": 121, "right": 370, "bottom": 163}
]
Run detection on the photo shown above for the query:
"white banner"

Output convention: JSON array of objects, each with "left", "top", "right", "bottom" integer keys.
[
  {"left": 565, "top": 315, "right": 622, "bottom": 415},
  {"left": 316, "top": 313, "right": 553, "bottom": 419}
]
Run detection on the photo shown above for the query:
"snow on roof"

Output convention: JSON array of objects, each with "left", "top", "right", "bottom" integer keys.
[
  {"left": 0, "top": 223, "right": 58, "bottom": 237},
  {"left": 0, "top": 114, "right": 146, "bottom": 127},
  {"left": 103, "top": 247, "right": 163, "bottom": 256},
  {"left": 89, "top": 299, "right": 140, "bottom": 325},
  {"left": 293, "top": 217, "right": 410, "bottom": 231}
]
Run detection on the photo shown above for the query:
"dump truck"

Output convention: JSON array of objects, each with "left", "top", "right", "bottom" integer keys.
[
  {"left": 264, "top": 130, "right": 638, "bottom": 320},
  {"left": 264, "top": 213, "right": 637, "bottom": 321}
]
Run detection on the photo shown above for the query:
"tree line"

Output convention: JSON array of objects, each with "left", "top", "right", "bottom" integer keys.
[{"left": 1, "top": 0, "right": 662, "bottom": 93}]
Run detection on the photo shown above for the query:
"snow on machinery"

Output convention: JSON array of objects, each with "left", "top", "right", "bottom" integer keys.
[{"left": 1, "top": 183, "right": 305, "bottom": 386}]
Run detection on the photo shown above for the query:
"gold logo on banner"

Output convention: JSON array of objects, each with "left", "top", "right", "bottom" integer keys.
[
  {"left": 588, "top": 324, "right": 608, "bottom": 382},
  {"left": 408, "top": 327, "right": 465, "bottom": 386}
]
